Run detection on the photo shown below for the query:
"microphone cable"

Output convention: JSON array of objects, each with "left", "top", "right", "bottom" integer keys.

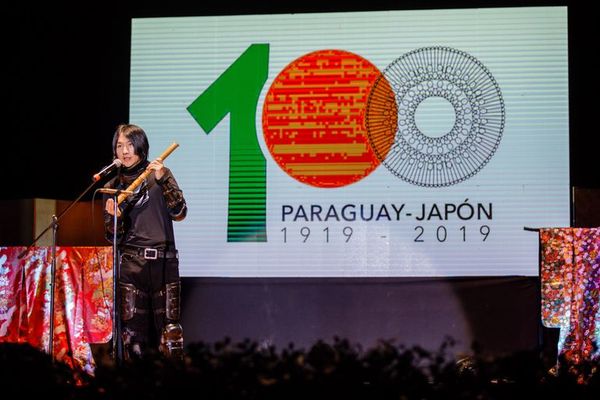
[{"left": 89, "top": 186, "right": 114, "bottom": 333}]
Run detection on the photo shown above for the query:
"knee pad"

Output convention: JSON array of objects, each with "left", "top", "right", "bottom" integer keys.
[{"left": 161, "top": 323, "right": 184, "bottom": 358}]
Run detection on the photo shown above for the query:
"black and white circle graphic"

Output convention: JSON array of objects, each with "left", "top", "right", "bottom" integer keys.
[{"left": 366, "top": 47, "right": 505, "bottom": 187}]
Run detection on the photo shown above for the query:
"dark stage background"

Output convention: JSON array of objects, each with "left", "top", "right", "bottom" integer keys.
[{"left": 3, "top": 1, "right": 597, "bottom": 355}]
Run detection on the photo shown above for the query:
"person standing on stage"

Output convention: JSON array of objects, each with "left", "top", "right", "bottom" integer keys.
[{"left": 103, "top": 123, "right": 187, "bottom": 359}]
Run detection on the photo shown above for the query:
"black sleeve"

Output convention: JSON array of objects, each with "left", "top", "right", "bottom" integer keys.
[
  {"left": 102, "top": 179, "right": 125, "bottom": 242},
  {"left": 156, "top": 168, "right": 187, "bottom": 221}
]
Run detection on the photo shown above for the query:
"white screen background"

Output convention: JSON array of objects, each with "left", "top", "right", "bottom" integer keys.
[{"left": 130, "top": 6, "right": 569, "bottom": 277}]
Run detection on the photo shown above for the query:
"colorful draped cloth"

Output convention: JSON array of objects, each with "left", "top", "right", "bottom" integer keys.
[
  {"left": 540, "top": 228, "right": 600, "bottom": 365},
  {"left": 0, "top": 246, "right": 113, "bottom": 373}
]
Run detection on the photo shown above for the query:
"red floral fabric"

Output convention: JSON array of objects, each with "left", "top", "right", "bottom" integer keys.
[
  {"left": 0, "top": 246, "right": 113, "bottom": 373},
  {"left": 540, "top": 228, "right": 600, "bottom": 365}
]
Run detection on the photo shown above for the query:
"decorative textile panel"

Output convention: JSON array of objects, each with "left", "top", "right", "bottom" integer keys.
[
  {"left": 540, "top": 228, "right": 600, "bottom": 364},
  {"left": 0, "top": 246, "right": 113, "bottom": 372}
]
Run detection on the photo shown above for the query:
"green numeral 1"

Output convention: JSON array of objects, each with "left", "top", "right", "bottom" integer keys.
[{"left": 187, "top": 44, "right": 269, "bottom": 242}]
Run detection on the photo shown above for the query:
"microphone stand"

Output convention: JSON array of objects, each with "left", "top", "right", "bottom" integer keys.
[
  {"left": 113, "top": 194, "right": 121, "bottom": 361},
  {"left": 18, "top": 180, "right": 98, "bottom": 359},
  {"left": 97, "top": 188, "right": 132, "bottom": 362}
]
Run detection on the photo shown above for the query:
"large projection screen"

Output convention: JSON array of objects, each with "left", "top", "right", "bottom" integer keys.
[{"left": 130, "top": 6, "right": 569, "bottom": 277}]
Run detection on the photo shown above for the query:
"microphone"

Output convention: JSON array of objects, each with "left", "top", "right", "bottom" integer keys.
[
  {"left": 93, "top": 159, "right": 122, "bottom": 182},
  {"left": 97, "top": 188, "right": 134, "bottom": 195}
]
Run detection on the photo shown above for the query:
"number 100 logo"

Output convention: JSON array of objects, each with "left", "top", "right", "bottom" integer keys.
[{"left": 188, "top": 44, "right": 504, "bottom": 242}]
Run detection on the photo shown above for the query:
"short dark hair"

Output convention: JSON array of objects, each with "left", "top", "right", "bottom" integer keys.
[{"left": 112, "top": 124, "right": 149, "bottom": 161}]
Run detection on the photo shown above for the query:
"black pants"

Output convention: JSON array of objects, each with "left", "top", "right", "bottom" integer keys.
[{"left": 118, "top": 252, "right": 180, "bottom": 356}]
